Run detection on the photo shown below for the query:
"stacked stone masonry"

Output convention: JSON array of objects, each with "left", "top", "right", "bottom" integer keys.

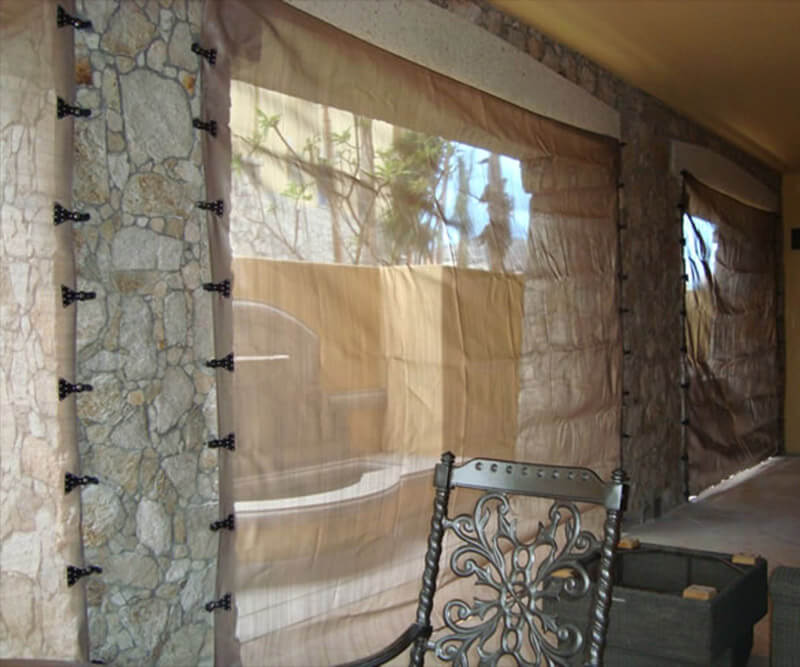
[
  {"left": 71, "top": 1, "right": 217, "bottom": 664},
  {"left": 437, "top": 0, "right": 781, "bottom": 521}
]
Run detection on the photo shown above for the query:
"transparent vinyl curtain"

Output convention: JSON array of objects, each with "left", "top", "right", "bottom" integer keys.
[
  {"left": 201, "top": 2, "right": 620, "bottom": 663},
  {"left": 683, "top": 174, "right": 781, "bottom": 495},
  {"left": 0, "top": 0, "right": 87, "bottom": 660}
]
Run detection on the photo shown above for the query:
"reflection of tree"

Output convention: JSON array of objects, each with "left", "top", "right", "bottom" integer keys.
[
  {"left": 479, "top": 154, "right": 511, "bottom": 272},
  {"left": 233, "top": 106, "right": 511, "bottom": 268}
]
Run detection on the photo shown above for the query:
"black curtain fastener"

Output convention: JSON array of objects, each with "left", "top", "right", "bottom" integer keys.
[
  {"left": 205, "top": 593, "right": 232, "bottom": 612},
  {"left": 65, "top": 473, "right": 99, "bottom": 494},
  {"left": 623, "top": 348, "right": 632, "bottom": 356},
  {"left": 196, "top": 199, "right": 224, "bottom": 216},
  {"left": 54, "top": 203, "right": 90, "bottom": 225},
  {"left": 57, "top": 97, "right": 91, "bottom": 119},
  {"left": 59, "top": 378, "right": 93, "bottom": 400},
  {"left": 62, "top": 285, "right": 97, "bottom": 307},
  {"left": 206, "top": 353, "right": 234, "bottom": 372},
  {"left": 207, "top": 433, "right": 235, "bottom": 451},
  {"left": 619, "top": 307, "right": 631, "bottom": 314},
  {"left": 67, "top": 565, "right": 102, "bottom": 586},
  {"left": 618, "top": 273, "right": 628, "bottom": 281},
  {"left": 57, "top": 5, "right": 92, "bottom": 29},
  {"left": 191, "top": 42, "right": 217, "bottom": 65},
  {"left": 210, "top": 514, "right": 235, "bottom": 531},
  {"left": 680, "top": 381, "right": 690, "bottom": 389},
  {"left": 681, "top": 274, "right": 689, "bottom": 282},
  {"left": 681, "top": 418, "right": 690, "bottom": 426},
  {"left": 193, "top": 118, "right": 217, "bottom": 136},
  {"left": 203, "top": 280, "right": 231, "bottom": 298}
]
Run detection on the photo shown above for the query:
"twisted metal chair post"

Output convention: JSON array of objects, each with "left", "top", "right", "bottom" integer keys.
[
  {"left": 410, "top": 451, "right": 455, "bottom": 666},
  {"left": 585, "top": 468, "right": 627, "bottom": 667}
]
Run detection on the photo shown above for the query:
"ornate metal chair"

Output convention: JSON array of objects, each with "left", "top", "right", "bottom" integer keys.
[{"left": 338, "top": 452, "right": 628, "bottom": 667}]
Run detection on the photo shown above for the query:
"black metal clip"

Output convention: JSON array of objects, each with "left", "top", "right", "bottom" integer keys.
[
  {"left": 207, "top": 433, "right": 235, "bottom": 451},
  {"left": 59, "top": 378, "right": 93, "bottom": 400},
  {"left": 680, "top": 381, "right": 690, "bottom": 389},
  {"left": 623, "top": 348, "right": 632, "bottom": 356},
  {"left": 618, "top": 273, "right": 628, "bottom": 281},
  {"left": 193, "top": 118, "right": 217, "bottom": 136},
  {"left": 54, "top": 203, "right": 90, "bottom": 226},
  {"left": 681, "top": 418, "right": 690, "bottom": 426},
  {"left": 57, "top": 97, "right": 91, "bottom": 119},
  {"left": 191, "top": 42, "right": 217, "bottom": 65},
  {"left": 196, "top": 199, "right": 224, "bottom": 216},
  {"left": 681, "top": 274, "right": 689, "bottom": 282},
  {"left": 57, "top": 5, "right": 92, "bottom": 30},
  {"left": 65, "top": 472, "right": 99, "bottom": 494},
  {"left": 619, "top": 307, "right": 631, "bottom": 314},
  {"left": 205, "top": 593, "right": 232, "bottom": 612},
  {"left": 62, "top": 285, "right": 97, "bottom": 307},
  {"left": 203, "top": 280, "right": 231, "bottom": 298},
  {"left": 210, "top": 513, "right": 235, "bottom": 531},
  {"left": 206, "top": 353, "right": 233, "bottom": 372},
  {"left": 67, "top": 565, "right": 102, "bottom": 586}
]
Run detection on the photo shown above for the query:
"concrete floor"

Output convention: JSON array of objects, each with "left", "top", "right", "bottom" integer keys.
[{"left": 624, "top": 456, "right": 800, "bottom": 665}]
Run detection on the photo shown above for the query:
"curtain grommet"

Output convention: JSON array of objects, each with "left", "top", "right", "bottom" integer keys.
[
  {"left": 67, "top": 565, "right": 102, "bottom": 586},
  {"left": 202, "top": 280, "right": 231, "bottom": 298},
  {"left": 57, "top": 5, "right": 92, "bottom": 30},
  {"left": 210, "top": 514, "right": 235, "bottom": 531},
  {"left": 206, "top": 353, "right": 234, "bottom": 372},
  {"left": 207, "top": 433, "right": 235, "bottom": 451},
  {"left": 62, "top": 285, "right": 97, "bottom": 307},
  {"left": 193, "top": 118, "right": 217, "bottom": 136},
  {"left": 65, "top": 473, "right": 99, "bottom": 494},
  {"left": 205, "top": 593, "right": 232, "bottom": 612},
  {"left": 57, "top": 97, "right": 91, "bottom": 119},
  {"left": 54, "top": 203, "right": 90, "bottom": 225},
  {"left": 59, "top": 378, "right": 93, "bottom": 400},
  {"left": 191, "top": 42, "right": 217, "bottom": 65}
]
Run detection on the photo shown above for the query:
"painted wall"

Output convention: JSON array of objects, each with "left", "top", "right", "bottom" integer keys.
[{"left": 784, "top": 173, "right": 800, "bottom": 454}]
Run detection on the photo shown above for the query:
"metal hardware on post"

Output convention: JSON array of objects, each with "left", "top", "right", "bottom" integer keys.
[
  {"left": 65, "top": 473, "right": 99, "bottom": 494},
  {"left": 210, "top": 513, "right": 235, "bottom": 531},
  {"left": 59, "top": 378, "right": 93, "bottom": 400},
  {"left": 207, "top": 433, "right": 235, "bottom": 451},
  {"left": 191, "top": 42, "right": 217, "bottom": 65},
  {"left": 206, "top": 353, "right": 233, "bottom": 372},
  {"left": 57, "top": 97, "right": 91, "bottom": 119},
  {"left": 67, "top": 565, "right": 102, "bottom": 586},
  {"left": 202, "top": 280, "right": 231, "bottom": 298},
  {"left": 54, "top": 203, "right": 90, "bottom": 225},
  {"left": 205, "top": 593, "right": 232, "bottom": 612},
  {"left": 193, "top": 118, "right": 217, "bottom": 136},
  {"left": 57, "top": 5, "right": 92, "bottom": 29},
  {"left": 196, "top": 199, "right": 224, "bottom": 216},
  {"left": 62, "top": 285, "right": 97, "bottom": 307}
]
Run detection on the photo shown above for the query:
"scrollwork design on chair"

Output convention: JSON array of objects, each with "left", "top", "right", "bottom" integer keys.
[{"left": 432, "top": 493, "right": 599, "bottom": 667}]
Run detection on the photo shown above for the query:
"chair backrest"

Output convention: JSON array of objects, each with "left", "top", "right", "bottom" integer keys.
[{"left": 409, "top": 452, "right": 628, "bottom": 667}]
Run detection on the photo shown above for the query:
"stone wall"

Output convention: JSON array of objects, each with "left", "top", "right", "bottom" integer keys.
[
  {"left": 436, "top": 0, "right": 781, "bottom": 522},
  {"left": 71, "top": 1, "right": 217, "bottom": 664}
]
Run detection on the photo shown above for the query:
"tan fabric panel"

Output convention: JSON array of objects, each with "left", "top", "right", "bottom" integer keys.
[
  {"left": 203, "top": 1, "right": 621, "bottom": 663},
  {"left": 206, "top": 0, "right": 616, "bottom": 166},
  {"left": 684, "top": 174, "right": 780, "bottom": 494},
  {"left": 200, "top": 5, "right": 239, "bottom": 662},
  {"left": 0, "top": 0, "right": 87, "bottom": 660}
]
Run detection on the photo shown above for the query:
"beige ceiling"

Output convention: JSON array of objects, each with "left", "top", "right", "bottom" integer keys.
[{"left": 490, "top": 1, "right": 800, "bottom": 172}]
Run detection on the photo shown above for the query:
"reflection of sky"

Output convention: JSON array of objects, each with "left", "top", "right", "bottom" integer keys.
[
  {"left": 443, "top": 144, "right": 531, "bottom": 240},
  {"left": 683, "top": 214, "right": 717, "bottom": 289}
]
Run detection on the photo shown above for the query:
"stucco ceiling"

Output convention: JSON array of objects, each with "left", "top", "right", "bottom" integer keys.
[{"left": 489, "top": 0, "right": 800, "bottom": 172}]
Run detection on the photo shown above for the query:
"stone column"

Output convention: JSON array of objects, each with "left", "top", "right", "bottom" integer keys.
[{"left": 72, "top": 1, "right": 217, "bottom": 663}]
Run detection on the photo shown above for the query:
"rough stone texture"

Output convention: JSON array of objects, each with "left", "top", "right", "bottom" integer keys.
[
  {"left": 433, "top": 0, "right": 781, "bottom": 522},
  {"left": 72, "top": 1, "right": 217, "bottom": 664}
]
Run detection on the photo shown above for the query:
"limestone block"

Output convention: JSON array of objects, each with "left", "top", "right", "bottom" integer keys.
[
  {"left": 100, "top": 2, "right": 157, "bottom": 57},
  {"left": 120, "top": 69, "right": 192, "bottom": 165}
]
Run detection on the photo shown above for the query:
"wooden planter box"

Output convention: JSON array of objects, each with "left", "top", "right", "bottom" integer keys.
[{"left": 550, "top": 543, "right": 767, "bottom": 666}]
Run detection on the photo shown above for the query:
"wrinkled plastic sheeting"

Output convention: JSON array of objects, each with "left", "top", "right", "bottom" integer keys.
[{"left": 684, "top": 174, "right": 780, "bottom": 494}]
